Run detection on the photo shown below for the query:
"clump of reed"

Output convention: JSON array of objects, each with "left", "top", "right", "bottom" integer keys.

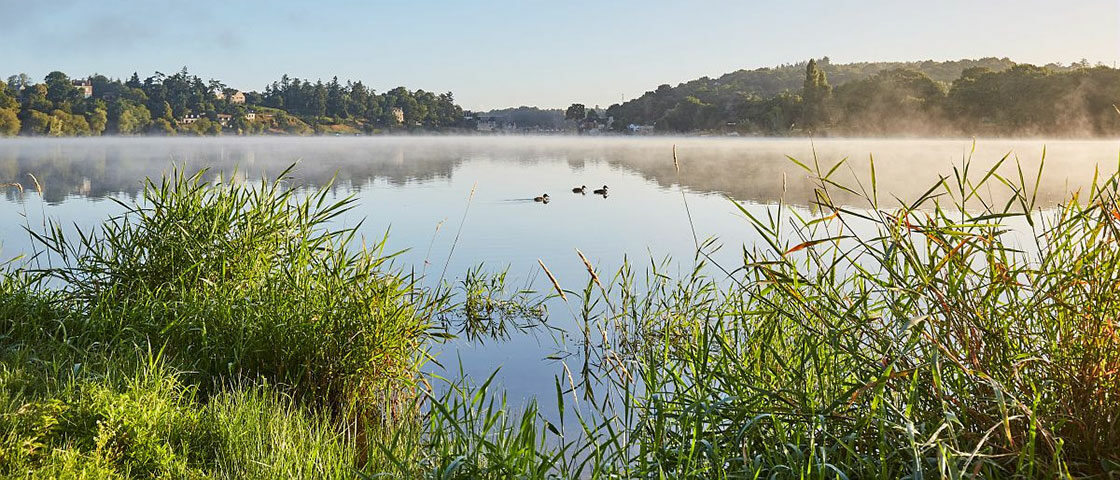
[
  {"left": 22, "top": 165, "right": 434, "bottom": 417},
  {"left": 0, "top": 165, "right": 442, "bottom": 477},
  {"left": 583, "top": 152, "right": 1120, "bottom": 478},
  {"left": 383, "top": 152, "right": 1120, "bottom": 479}
]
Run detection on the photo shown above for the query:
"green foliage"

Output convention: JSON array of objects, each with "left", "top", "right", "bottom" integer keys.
[
  {"left": 657, "top": 95, "right": 718, "bottom": 132},
  {"left": 85, "top": 101, "right": 108, "bottom": 135},
  {"left": 564, "top": 103, "right": 586, "bottom": 122},
  {"left": 0, "top": 108, "right": 18, "bottom": 136},
  {"left": 51, "top": 109, "right": 91, "bottom": 136},
  {"left": 800, "top": 58, "right": 832, "bottom": 130},
  {"left": 273, "top": 112, "right": 312, "bottom": 134},
  {"left": 261, "top": 78, "right": 462, "bottom": 129},
  {"left": 832, "top": 68, "right": 947, "bottom": 134},
  {"left": 20, "top": 110, "right": 58, "bottom": 136},
  {"left": 0, "top": 85, "right": 17, "bottom": 109},
  {"left": 0, "top": 68, "right": 468, "bottom": 136},
  {"left": 475, "top": 106, "right": 567, "bottom": 130},
  {"left": 0, "top": 167, "right": 439, "bottom": 477},
  {"left": 183, "top": 117, "right": 222, "bottom": 136},
  {"left": 43, "top": 71, "right": 82, "bottom": 108},
  {"left": 608, "top": 57, "right": 1019, "bottom": 130},
  {"left": 229, "top": 114, "right": 250, "bottom": 134},
  {"left": 37, "top": 168, "right": 430, "bottom": 410},
  {"left": 606, "top": 57, "right": 1120, "bottom": 136},
  {"left": 0, "top": 344, "right": 359, "bottom": 478},
  {"left": 108, "top": 100, "right": 151, "bottom": 135},
  {"left": 148, "top": 118, "right": 176, "bottom": 135}
]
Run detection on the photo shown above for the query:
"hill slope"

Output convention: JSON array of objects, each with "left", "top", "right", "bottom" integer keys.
[{"left": 606, "top": 57, "right": 1022, "bottom": 128}]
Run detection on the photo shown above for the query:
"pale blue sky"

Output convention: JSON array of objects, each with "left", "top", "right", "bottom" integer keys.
[{"left": 2, "top": 1, "right": 1117, "bottom": 110}]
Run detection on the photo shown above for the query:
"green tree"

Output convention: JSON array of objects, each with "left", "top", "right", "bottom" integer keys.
[
  {"left": 0, "top": 108, "right": 19, "bottom": 136},
  {"left": 151, "top": 100, "right": 174, "bottom": 122},
  {"left": 22, "top": 110, "right": 58, "bottom": 135},
  {"left": 565, "top": 103, "right": 586, "bottom": 122},
  {"left": 658, "top": 96, "right": 718, "bottom": 132},
  {"left": 0, "top": 85, "right": 17, "bottom": 109},
  {"left": 20, "top": 84, "right": 52, "bottom": 112},
  {"left": 87, "top": 102, "right": 108, "bottom": 135},
  {"left": 326, "top": 76, "right": 347, "bottom": 118},
  {"left": 52, "top": 109, "right": 91, "bottom": 136},
  {"left": 125, "top": 72, "right": 143, "bottom": 89},
  {"left": 5, "top": 73, "right": 31, "bottom": 92},
  {"left": 230, "top": 114, "right": 250, "bottom": 135},
  {"left": 801, "top": 59, "right": 832, "bottom": 131},
  {"left": 832, "top": 69, "right": 946, "bottom": 134},
  {"left": 149, "top": 118, "right": 176, "bottom": 135},
  {"left": 109, "top": 100, "right": 151, "bottom": 134},
  {"left": 44, "top": 71, "right": 82, "bottom": 109}
]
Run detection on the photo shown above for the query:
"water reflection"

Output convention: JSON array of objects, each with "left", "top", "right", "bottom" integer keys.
[{"left": 1, "top": 136, "right": 1116, "bottom": 206}]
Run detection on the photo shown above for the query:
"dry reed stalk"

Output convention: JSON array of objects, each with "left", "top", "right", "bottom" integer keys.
[
  {"left": 538, "top": 258, "right": 566, "bottom": 301},
  {"left": 27, "top": 173, "right": 42, "bottom": 196},
  {"left": 575, "top": 249, "right": 603, "bottom": 291}
]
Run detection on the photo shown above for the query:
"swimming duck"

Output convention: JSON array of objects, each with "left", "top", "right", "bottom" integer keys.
[
  {"left": 572, "top": 185, "right": 587, "bottom": 194},
  {"left": 533, "top": 193, "right": 550, "bottom": 203},
  {"left": 592, "top": 185, "right": 608, "bottom": 195}
]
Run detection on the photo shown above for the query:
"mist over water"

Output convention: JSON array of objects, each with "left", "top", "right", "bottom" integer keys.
[
  {"left": 0, "top": 135, "right": 1117, "bottom": 402},
  {"left": 0, "top": 136, "right": 1115, "bottom": 205}
]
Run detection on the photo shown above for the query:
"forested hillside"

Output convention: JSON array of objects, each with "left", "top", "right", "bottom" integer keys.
[
  {"left": 0, "top": 69, "right": 467, "bottom": 136},
  {"left": 602, "top": 57, "right": 1120, "bottom": 136}
]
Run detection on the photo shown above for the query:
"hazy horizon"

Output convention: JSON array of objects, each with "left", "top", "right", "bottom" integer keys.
[{"left": 1, "top": 0, "right": 1117, "bottom": 111}]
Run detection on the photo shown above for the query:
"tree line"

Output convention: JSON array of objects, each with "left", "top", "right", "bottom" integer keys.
[
  {"left": 602, "top": 58, "right": 1120, "bottom": 137},
  {"left": 0, "top": 69, "right": 468, "bottom": 137}
]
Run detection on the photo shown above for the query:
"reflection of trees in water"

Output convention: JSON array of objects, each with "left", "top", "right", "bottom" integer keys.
[
  {"left": 0, "top": 137, "right": 1112, "bottom": 206},
  {"left": 0, "top": 138, "right": 465, "bottom": 203}
]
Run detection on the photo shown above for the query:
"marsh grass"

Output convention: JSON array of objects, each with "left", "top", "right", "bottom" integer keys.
[
  {"left": 381, "top": 150, "right": 1120, "bottom": 479},
  {"left": 0, "top": 166, "right": 437, "bottom": 477},
  {"left": 29, "top": 166, "right": 432, "bottom": 412}
]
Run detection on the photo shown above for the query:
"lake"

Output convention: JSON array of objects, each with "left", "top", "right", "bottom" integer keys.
[{"left": 0, "top": 136, "right": 1117, "bottom": 405}]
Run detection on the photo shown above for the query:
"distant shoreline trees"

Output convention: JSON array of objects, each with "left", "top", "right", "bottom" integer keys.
[
  {"left": 605, "top": 57, "right": 1120, "bottom": 137},
  {"left": 0, "top": 68, "right": 470, "bottom": 137},
  {"left": 5, "top": 58, "right": 1120, "bottom": 138}
]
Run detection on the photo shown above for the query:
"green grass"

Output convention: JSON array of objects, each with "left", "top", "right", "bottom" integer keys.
[
  {"left": 0, "top": 168, "right": 432, "bottom": 477},
  {"left": 3, "top": 152, "right": 1120, "bottom": 478}
]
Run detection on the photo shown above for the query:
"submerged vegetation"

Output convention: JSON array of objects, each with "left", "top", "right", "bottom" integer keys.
[{"left": 2, "top": 150, "right": 1120, "bottom": 478}]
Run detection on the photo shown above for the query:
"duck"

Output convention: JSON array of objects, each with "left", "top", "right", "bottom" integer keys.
[
  {"left": 533, "top": 193, "right": 550, "bottom": 203},
  {"left": 572, "top": 185, "right": 587, "bottom": 194},
  {"left": 592, "top": 185, "right": 608, "bottom": 195}
]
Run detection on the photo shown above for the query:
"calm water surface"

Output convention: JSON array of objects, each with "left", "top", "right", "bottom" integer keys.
[{"left": 0, "top": 136, "right": 1116, "bottom": 405}]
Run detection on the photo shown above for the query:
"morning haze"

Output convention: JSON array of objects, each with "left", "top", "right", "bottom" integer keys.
[{"left": 2, "top": 2, "right": 1120, "bottom": 479}]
